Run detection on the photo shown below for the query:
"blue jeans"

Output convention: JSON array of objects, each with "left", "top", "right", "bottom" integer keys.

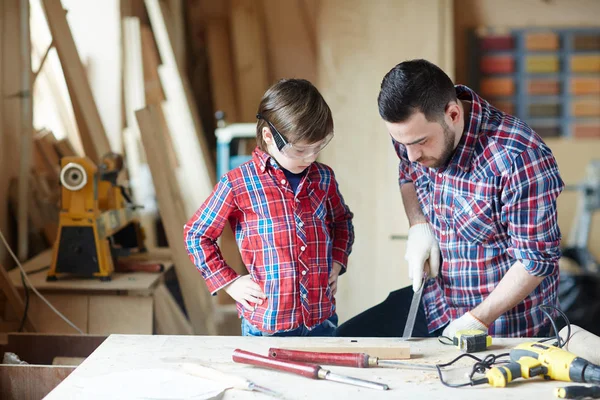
[{"left": 241, "top": 314, "right": 339, "bottom": 337}]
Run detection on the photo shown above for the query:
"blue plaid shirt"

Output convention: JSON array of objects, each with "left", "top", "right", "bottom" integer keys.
[{"left": 394, "top": 85, "right": 564, "bottom": 337}]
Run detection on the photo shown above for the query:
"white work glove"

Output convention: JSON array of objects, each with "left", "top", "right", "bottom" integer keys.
[
  {"left": 405, "top": 223, "right": 440, "bottom": 292},
  {"left": 223, "top": 275, "right": 266, "bottom": 311},
  {"left": 442, "top": 312, "right": 488, "bottom": 339}
]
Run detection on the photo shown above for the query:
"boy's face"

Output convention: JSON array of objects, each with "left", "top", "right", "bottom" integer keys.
[
  {"left": 263, "top": 128, "right": 321, "bottom": 174},
  {"left": 385, "top": 106, "right": 462, "bottom": 169}
]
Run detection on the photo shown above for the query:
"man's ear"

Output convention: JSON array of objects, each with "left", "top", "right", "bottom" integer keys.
[
  {"left": 445, "top": 101, "right": 461, "bottom": 125},
  {"left": 262, "top": 126, "right": 273, "bottom": 144}
]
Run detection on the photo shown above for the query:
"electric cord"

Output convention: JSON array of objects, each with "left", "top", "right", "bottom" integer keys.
[{"left": 0, "top": 228, "right": 84, "bottom": 334}]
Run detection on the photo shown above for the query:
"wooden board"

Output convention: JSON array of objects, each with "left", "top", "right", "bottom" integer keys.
[
  {"left": 0, "top": 263, "right": 37, "bottom": 332},
  {"left": 44, "top": 335, "right": 566, "bottom": 400},
  {"left": 52, "top": 356, "right": 85, "bottom": 366},
  {"left": 205, "top": 18, "right": 239, "bottom": 122},
  {"left": 0, "top": 332, "right": 105, "bottom": 365},
  {"left": 140, "top": 25, "right": 166, "bottom": 105},
  {"left": 261, "top": 0, "right": 316, "bottom": 83},
  {"left": 27, "top": 294, "right": 88, "bottom": 334},
  {"left": 136, "top": 106, "right": 216, "bottom": 335},
  {"left": 144, "top": 0, "right": 215, "bottom": 216},
  {"left": 0, "top": 365, "right": 74, "bottom": 400},
  {"left": 40, "top": 0, "right": 111, "bottom": 162},
  {"left": 230, "top": 0, "right": 269, "bottom": 121},
  {"left": 8, "top": 249, "right": 173, "bottom": 292},
  {"left": 88, "top": 295, "right": 153, "bottom": 335},
  {"left": 153, "top": 282, "right": 193, "bottom": 335}
]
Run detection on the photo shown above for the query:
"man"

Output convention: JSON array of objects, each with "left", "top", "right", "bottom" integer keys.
[{"left": 338, "top": 59, "right": 563, "bottom": 338}]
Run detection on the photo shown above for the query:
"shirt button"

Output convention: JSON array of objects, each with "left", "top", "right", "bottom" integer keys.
[
  {"left": 301, "top": 270, "right": 307, "bottom": 276},
  {"left": 302, "top": 293, "right": 307, "bottom": 298},
  {"left": 438, "top": 173, "right": 443, "bottom": 178},
  {"left": 281, "top": 179, "right": 286, "bottom": 185},
  {"left": 260, "top": 166, "right": 265, "bottom": 171},
  {"left": 298, "top": 221, "right": 303, "bottom": 227},
  {"left": 300, "top": 246, "right": 306, "bottom": 251},
  {"left": 295, "top": 198, "right": 300, "bottom": 203}
]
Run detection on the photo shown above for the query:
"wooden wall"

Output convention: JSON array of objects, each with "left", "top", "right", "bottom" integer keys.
[
  {"left": 454, "top": 0, "right": 600, "bottom": 261},
  {"left": 317, "top": 0, "right": 454, "bottom": 322}
]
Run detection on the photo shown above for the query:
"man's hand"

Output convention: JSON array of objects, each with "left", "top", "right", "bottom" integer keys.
[
  {"left": 223, "top": 275, "right": 266, "bottom": 311},
  {"left": 405, "top": 223, "right": 440, "bottom": 291},
  {"left": 442, "top": 312, "right": 488, "bottom": 339},
  {"left": 328, "top": 262, "right": 343, "bottom": 296}
]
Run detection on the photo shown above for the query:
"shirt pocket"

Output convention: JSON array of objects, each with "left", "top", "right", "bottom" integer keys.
[{"left": 452, "top": 195, "right": 496, "bottom": 244}]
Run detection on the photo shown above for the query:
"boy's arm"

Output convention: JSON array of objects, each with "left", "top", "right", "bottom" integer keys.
[
  {"left": 183, "top": 175, "right": 239, "bottom": 294},
  {"left": 327, "top": 170, "right": 354, "bottom": 274}
]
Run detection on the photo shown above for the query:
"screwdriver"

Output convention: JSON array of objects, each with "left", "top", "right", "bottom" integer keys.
[
  {"left": 232, "top": 349, "right": 389, "bottom": 390},
  {"left": 268, "top": 348, "right": 437, "bottom": 370},
  {"left": 162, "top": 358, "right": 282, "bottom": 398}
]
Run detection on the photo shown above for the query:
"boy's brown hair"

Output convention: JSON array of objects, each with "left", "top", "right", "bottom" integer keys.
[{"left": 256, "top": 79, "right": 334, "bottom": 152}]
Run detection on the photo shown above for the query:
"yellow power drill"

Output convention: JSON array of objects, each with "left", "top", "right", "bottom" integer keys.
[{"left": 484, "top": 342, "right": 600, "bottom": 388}]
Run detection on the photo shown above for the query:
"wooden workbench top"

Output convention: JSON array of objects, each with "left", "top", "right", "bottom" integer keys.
[{"left": 45, "top": 335, "right": 574, "bottom": 399}]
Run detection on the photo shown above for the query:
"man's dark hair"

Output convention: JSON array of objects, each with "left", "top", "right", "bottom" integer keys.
[{"left": 378, "top": 59, "right": 457, "bottom": 123}]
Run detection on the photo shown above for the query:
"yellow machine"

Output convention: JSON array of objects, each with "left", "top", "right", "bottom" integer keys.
[
  {"left": 47, "top": 153, "right": 146, "bottom": 281},
  {"left": 485, "top": 341, "right": 600, "bottom": 388}
]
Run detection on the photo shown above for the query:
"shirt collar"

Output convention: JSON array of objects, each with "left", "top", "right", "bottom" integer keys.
[
  {"left": 252, "top": 147, "right": 274, "bottom": 173},
  {"left": 447, "top": 85, "right": 487, "bottom": 172}
]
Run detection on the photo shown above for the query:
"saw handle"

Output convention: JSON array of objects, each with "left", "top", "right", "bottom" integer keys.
[
  {"left": 268, "top": 348, "right": 370, "bottom": 368},
  {"left": 233, "top": 349, "right": 321, "bottom": 379}
]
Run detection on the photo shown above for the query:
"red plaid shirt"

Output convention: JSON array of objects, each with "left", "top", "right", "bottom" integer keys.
[
  {"left": 394, "top": 85, "right": 564, "bottom": 337},
  {"left": 184, "top": 148, "right": 354, "bottom": 333}
]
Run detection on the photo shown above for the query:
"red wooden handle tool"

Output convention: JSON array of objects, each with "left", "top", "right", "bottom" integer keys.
[
  {"left": 268, "top": 348, "right": 370, "bottom": 368},
  {"left": 232, "top": 349, "right": 322, "bottom": 379}
]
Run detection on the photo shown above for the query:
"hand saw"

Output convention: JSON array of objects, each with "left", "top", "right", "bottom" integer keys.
[{"left": 401, "top": 272, "right": 428, "bottom": 339}]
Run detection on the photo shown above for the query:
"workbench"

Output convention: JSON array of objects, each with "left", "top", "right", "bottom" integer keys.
[
  {"left": 3, "top": 248, "right": 188, "bottom": 335},
  {"left": 45, "top": 335, "right": 575, "bottom": 399}
]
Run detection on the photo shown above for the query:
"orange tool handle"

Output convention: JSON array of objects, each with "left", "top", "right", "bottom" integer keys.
[
  {"left": 232, "top": 349, "right": 321, "bottom": 379},
  {"left": 268, "top": 348, "right": 370, "bottom": 368}
]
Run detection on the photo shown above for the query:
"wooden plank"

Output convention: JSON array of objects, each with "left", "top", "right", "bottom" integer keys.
[
  {"left": 140, "top": 25, "right": 166, "bottom": 105},
  {"left": 261, "top": 0, "right": 316, "bottom": 83},
  {"left": 1, "top": 332, "right": 106, "bottom": 364},
  {"left": 153, "top": 282, "right": 193, "bottom": 335},
  {"left": 40, "top": 0, "right": 111, "bottom": 162},
  {"left": 1, "top": 0, "right": 23, "bottom": 268},
  {"left": 205, "top": 18, "right": 239, "bottom": 121},
  {"left": 28, "top": 294, "right": 88, "bottom": 334},
  {"left": 54, "top": 138, "right": 77, "bottom": 158},
  {"left": 230, "top": 0, "right": 269, "bottom": 121},
  {"left": 0, "top": 264, "right": 36, "bottom": 332},
  {"left": 52, "top": 356, "right": 85, "bottom": 366},
  {"left": 9, "top": 251, "right": 173, "bottom": 293},
  {"left": 0, "top": 365, "right": 74, "bottom": 400},
  {"left": 16, "top": 0, "right": 33, "bottom": 262},
  {"left": 145, "top": 0, "right": 215, "bottom": 216},
  {"left": 136, "top": 106, "right": 216, "bottom": 335},
  {"left": 88, "top": 295, "right": 153, "bottom": 334}
]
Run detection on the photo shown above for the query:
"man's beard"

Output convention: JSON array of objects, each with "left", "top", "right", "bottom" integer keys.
[{"left": 420, "top": 122, "right": 456, "bottom": 169}]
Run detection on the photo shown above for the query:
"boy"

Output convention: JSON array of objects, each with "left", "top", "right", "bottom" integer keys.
[{"left": 184, "top": 79, "right": 354, "bottom": 336}]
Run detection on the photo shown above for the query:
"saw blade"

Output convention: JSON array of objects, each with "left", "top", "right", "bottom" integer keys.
[{"left": 401, "top": 272, "right": 428, "bottom": 339}]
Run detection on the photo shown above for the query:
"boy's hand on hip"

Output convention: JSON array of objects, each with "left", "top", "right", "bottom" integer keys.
[
  {"left": 223, "top": 275, "right": 266, "bottom": 311},
  {"left": 405, "top": 223, "right": 440, "bottom": 292},
  {"left": 328, "top": 262, "right": 343, "bottom": 296}
]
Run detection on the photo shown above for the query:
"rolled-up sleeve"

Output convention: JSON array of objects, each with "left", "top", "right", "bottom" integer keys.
[
  {"left": 392, "top": 138, "right": 413, "bottom": 186},
  {"left": 502, "top": 146, "right": 564, "bottom": 276},
  {"left": 183, "top": 174, "right": 240, "bottom": 294}
]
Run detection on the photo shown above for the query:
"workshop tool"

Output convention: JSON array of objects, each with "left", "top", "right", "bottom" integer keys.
[
  {"left": 555, "top": 385, "right": 600, "bottom": 399},
  {"left": 402, "top": 272, "right": 428, "bottom": 339},
  {"left": 268, "top": 348, "right": 436, "bottom": 370},
  {"left": 560, "top": 324, "right": 600, "bottom": 365},
  {"left": 48, "top": 153, "right": 146, "bottom": 281},
  {"left": 453, "top": 329, "right": 492, "bottom": 353},
  {"left": 483, "top": 342, "right": 600, "bottom": 388},
  {"left": 179, "top": 362, "right": 282, "bottom": 398},
  {"left": 232, "top": 349, "right": 389, "bottom": 390}
]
